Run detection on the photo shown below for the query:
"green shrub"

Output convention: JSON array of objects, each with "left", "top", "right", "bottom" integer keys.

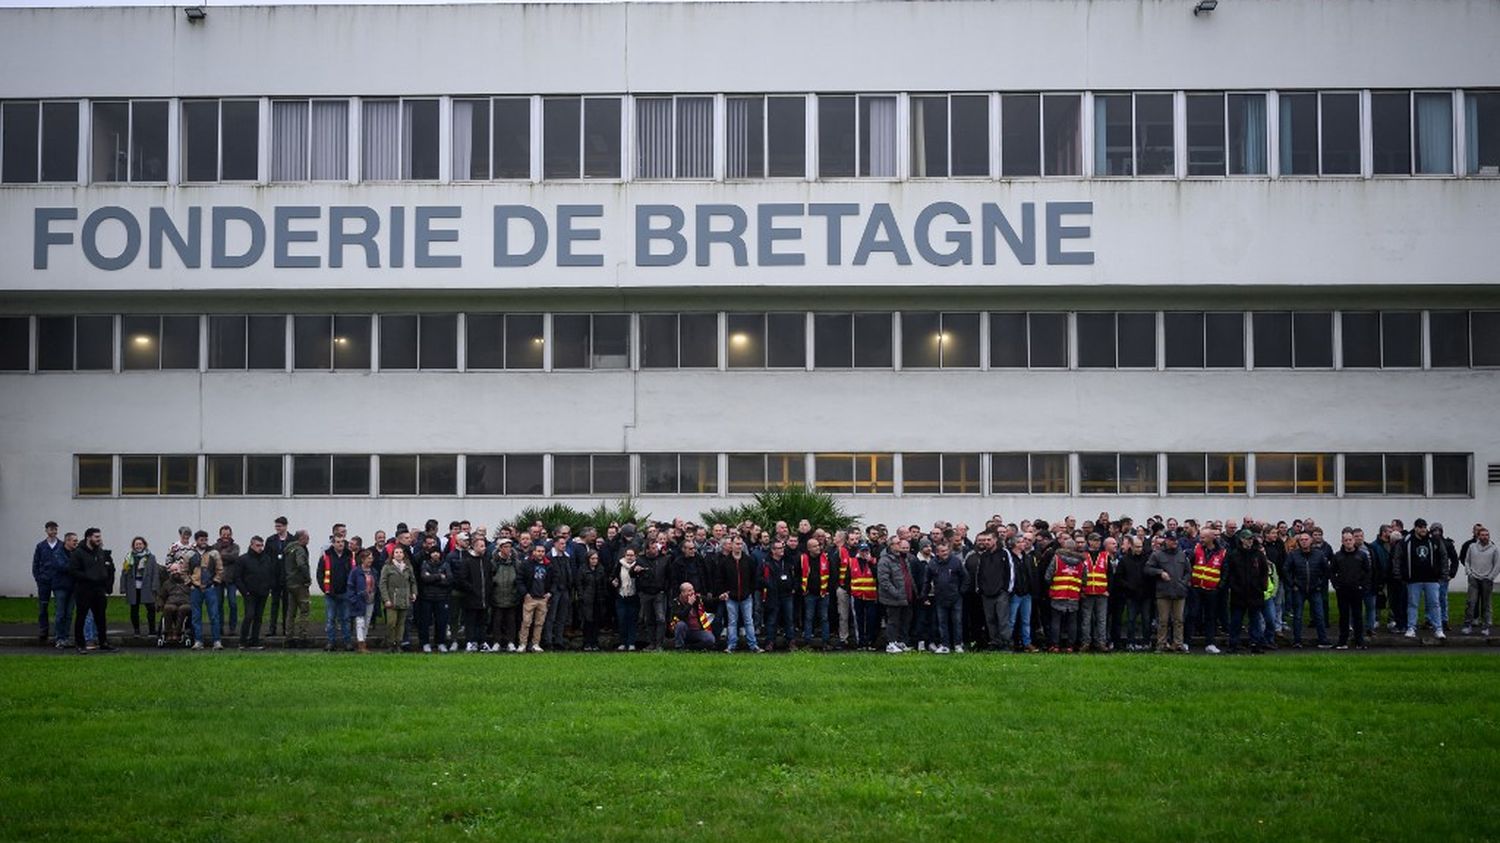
[
  {"left": 700, "top": 487, "right": 860, "bottom": 532},
  {"left": 511, "top": 502, "right": 589, "bottom": 534},
  {"left": 585, "top": 499, "right": 652, "bottom": 533}
]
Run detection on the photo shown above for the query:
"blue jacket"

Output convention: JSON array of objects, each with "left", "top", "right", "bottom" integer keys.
[
  {"left": 926, "top": 553, "right": 969, "bottom": 606},
  {"left": 346, "top": 566, "right": 377, "bottom": 616},
  {"left": 34, "top": 538, "right": 71, "bottom": 589}
]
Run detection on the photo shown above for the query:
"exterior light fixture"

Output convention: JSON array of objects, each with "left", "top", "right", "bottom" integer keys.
[
  {"left": 1193, "top": 0, "right": 1218, "bottom": 15},
  {"left": 184, "top": 6, "right": 207, "bottom": 22}
]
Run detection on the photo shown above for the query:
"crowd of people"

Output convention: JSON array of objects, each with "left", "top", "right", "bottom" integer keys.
[{"left": 28, "top": 511, "right": 1499, "bottom": 656}]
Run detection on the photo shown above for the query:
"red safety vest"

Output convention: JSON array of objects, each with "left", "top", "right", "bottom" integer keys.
[
  {"left": 1191, "top": 545, "right": 1226, "bottom": 591},
  {"left": 1049, "top": 558, "right": 1083, "bottom": 602},
  {"left": 847, "top": 556, "right": 877, "bottom": 601},
  {"left": 801, "top": 552, "right": 831, "bottom": 596},
  {"left": 1084, "top": 552, "right": 1110, "bottom": 596}
]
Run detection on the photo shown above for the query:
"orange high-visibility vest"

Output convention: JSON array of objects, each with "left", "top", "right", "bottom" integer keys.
[
  {"left": 847, "top": 556, "right": 877, "bottom": 601},
  {"left": 1191, "top": 545, "right": 1226, "bottom": 591},
  {"left": 801, "top": 553, "right": 831, "bottom": 596},
  {"left": 1084, "top": 552, "right": 1110, "bottom": 596},
  {"left": 1049, "top": 558, "right": 1083, "bottom": 601}
]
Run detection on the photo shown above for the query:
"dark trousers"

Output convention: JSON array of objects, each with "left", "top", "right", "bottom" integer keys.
[
  {"left": 1188, "top": 588, "right": 1219, "bottom": 646},
  {"left": 1032, "top": 599, "right": 1052, "bottom": 647},
  {"left": 240, "top": 593, "right": 267, "bottom": 645},
  {"left": 1120, "top": 596, "right": 1152, "bottom": 646},
  {"left": 1336, "top": 587, "right": 1366, "bottom": 646},
  {"left": 129, "top": 601, "right": 157, "bottom": 635},
  {"left": 417, "top": 600, "right": 449, "bottom": 647},
  {"left": 853, "top": 598, "right": 879, "bottom": 647},
  {"left": 489, "top": 605, "right": 519, "bottom": 646},
  {"left": 1049, "top": 606, "right": 1078, "bottom": 648},
  {"left": 1386, "top": 580, "right": 1408, "bottom": 630},
  {"left": 461, "top": 608, "right": 486, "bottom": 646},
  {"left": 36, "top": 583, "right": 52, "bottom": 636},
  {"left": 934, "top": 601, "right": 962, "bottom": 648},
  {"left": 543, "top": 590, "right": 570, "bottom": 648},
  {"left": 73, "top": 587, "right": 108, "bottom": 647},
  {"left": 883, "top": 604, "right": 911, "bottom": 646},
  {"left": 961, "top": 592, "right": 984, "bottom": 646},
  {"left": 765, "top": 595, "right": 796, "bottom": 647},
  {"left": 268, "top": 586, "right": 288, "bottom": 634}
]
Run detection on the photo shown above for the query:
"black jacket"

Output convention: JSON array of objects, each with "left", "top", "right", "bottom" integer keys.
[
  {"left": 236, "top": 548, "right": 277, "bottom": 597},
  {"left": 1113, "top": 550, "right": 1153, "bottom": 600},
  {"left": 633, "top": 551, "right": 669, "bottom": 595},
  {"left": 670, "top": 553, "right": 710, "bottom": 600},
  {"left": 972, "top": 549, "right": 1010, "bottom": 598},
  {"left": 418, "top": 558, "right": 453, "bottom": 602},
  {"left": 69, "top": 543, "right": 111, "bottom": 589},
  {"left": 517, "top": 557, "right": 555, "bottom": 600},
  {"left": 1223, "top": 546, "right": 1269, "bottom": 608},
  {"left": 714, "top": 552, "right": 759, "bottom": 602},
  {"left": 762, "top": 552, "right": 798, "bottom": 600},
  {"left": 452, "top": 552, "right": 494, "bottom": 610},
  {"left": 1330, "top": 547, "right": 1373, "bottom": 591},
  {"left": 577, "top": 564, "right": 609, "bottom": 622},
  {"left": 318, "top": 548, "right": 353, "bottom": 595}
]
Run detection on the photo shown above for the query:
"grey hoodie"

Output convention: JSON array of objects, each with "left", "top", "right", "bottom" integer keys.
[
  {"left": 1464, "top": 541, "right": 1500, "bottom": 582},
  {"left": 1144, "top": 546, "right": 1192, "bottom": 600}
]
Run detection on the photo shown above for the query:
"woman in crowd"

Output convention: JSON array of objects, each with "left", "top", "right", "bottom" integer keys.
[
  {"left": 347, "top": 550, "right": 378, "bottom": 653},
  {"left": 120, "top": 536, "right": 158, "bottom": 637},
  {"left": 378, "top": 544, "right": 416, "bottom": 653}
]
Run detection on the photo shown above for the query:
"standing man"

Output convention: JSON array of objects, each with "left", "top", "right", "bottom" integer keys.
[
  {"left": 846, "top": 542, "right": 880, "bottom": 650},
  {"left": 1394, "top": 519, "right": 1448, "bottom": 641},
  {"left": 32, "top": 519, "right": 69, "bottom": 642},
  {"left": 1145, "top": 534, "right": 1190, "bottom": 653},
  {"left": 542, "top": 536, "right": 576, "bottom": 651},
  {"left": 971, "top": 531, "right": 1011, "bottom": 651},
  {"left": 799, "top": 537, "right": 835, "bottom": 650},
  {"left": 634, "top": 542, "right": 669, "bottom": 651},
  {"left": 1284, "top": 531, "right": 1333, "bottom": 649},
  {"left": 516, "top": 545, "right": 553, "bottom": 653},
  {"left": 214, "top": 525, "right": 241, "bottom": 637},
  {"left": 317, "top": 535, "right": 354, "bottom": 652},
  {"left": 761, "top": 540, "right": 798, "bottom": 652},
  {"left": 1223, "top": 530, "right": 1270, "bottom": 654},
  {"left": 236, "top": 535, "right": 275, "bottom": 649},
  {"left": 1329, "top": 528, "right": 1371, "bottom": 650},
  {"left": 69, "top": 527, "right": 114, "bottom": 654},
  {"left": 1078, "top": 534, "right": 1113, "bottom": 653},
  {"left": 927, "top": 541, "right": 968, "bottom": 654},
  {"left": 1187, "top": 529, "right": 1226, "bottom": 654},
  {"left": 189, "top": 530, "right": 225, "bottom": 651},
  {"left": 877, "top": 538, "right": 915, "bottom": 653},
  {"left": 1044, "top": 538, "right": 1085, "bottom": 654},
  {"left": 1461, "top": 526, "right": 1497, "bottom": 636},
  {"left": 1007, "top": 535, "right": 1036, "bottom": 652},
  {"left": 264, "top": 516, "right": 293, "bottom": 636},
  {"left": 715, "top": 536, "right": 761, "bottom": 653},
  {"left": 283, "top": 530, "right": 312, "bottom": 646}
]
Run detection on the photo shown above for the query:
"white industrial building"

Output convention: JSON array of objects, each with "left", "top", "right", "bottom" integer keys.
[{"left": 1, "top": 0, "right": 1497, "bottom": 595}]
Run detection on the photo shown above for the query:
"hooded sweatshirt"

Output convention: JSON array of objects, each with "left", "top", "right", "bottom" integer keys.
[{"left": 1465, "top": 540, "right": 1500, "bottom": 582}]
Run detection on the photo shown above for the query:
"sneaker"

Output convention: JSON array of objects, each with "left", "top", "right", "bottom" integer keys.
[
  {"left": 917, "top": 641, "right": 927, "bottom": 652},
  {"left": 1205, "top": 644, "right": 1221, "bottom": 655},
  {"left": 1316, "top": 642, "right": 1333, "bottom": 649},
  {"left": 1178, "top": 644, "right": 1189, "bottom": 653},
  {"left": 422, "top": 644, "right": 432, "bottom": 653},
  {"left": 531, "top": 645, "right": 544, "bottom": 653},
  {"left": 750, "top": 646, "right": 764, "bottom": 654},
  {"left": 1484, "top": 628, "right": 1492, "bottom": 637},
  {"left": 896, "top": 642, "right": 910, "bottom": 652},
  {"left": 1335, "top": 644, "right": 1349, "bottom": 650},
  {"left": 627, "top": 645, "right": 636, "bottom": 651},
  {"left": 1403, "top": 629, "right": 1417, "bottom": 639},
  {"left": 506, "top": 642, "right": 517, "bottom": 652},
  {"left": 192, "top": 642, "right": 204, "bottom": 650},
  {"left": 1435, "top": 629, "right": 1447, "bottom": 640},
  {"left": 953, "top": 645, "right": 965, "bottom": 654},
  {"left": 1461, "top": 625, "right": 1473, "bottom": 635},
  {"left": 465, "top": 643, "right": 477, "bottom": 653},
  {"left": 886, "top": 642, "right": 902, "bottom": 654}
]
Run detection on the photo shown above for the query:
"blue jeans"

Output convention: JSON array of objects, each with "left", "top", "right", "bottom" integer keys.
[
  {"left": 1228, "top": 605, "right": 1265, "bottom": 649},
  {"left": 1259, "top": 600, "right": 1278, "bottom": 644},
  {"left": 36, "top": 583, "right": 52, "bottom": 636},
  {"left": 1406, "top": 582, "right": 1442, "bottom": 632},
  {"left": 52, "top": 586, "right": 74, "bottom": 642},
  {"left": 1363, "top": 591, "right": 1378, "bottom": 632},
  {"left": 221, "top": 582, "right": 239, "bottom": 630},
  {"left": 324, "top": 594, "right": 351, "bottom": 645},
  {"left": 1286, "top": 587, "right": 1328, "bottom": 645},
  {"left": 801, "top": 594, "right": 829, "bottom": 645},
  {"left": 853, "top": 598, "right": 879, "bottom": 646},
  {"left": 192, "top": 586, "right": 222, "bottom": 643},
  {"left": 616, "top": 597, "right": 639, "bottom": 648},
  {"left": 934, "top": 601, "right": 961, "bottom": 648},
  {"left": 725, "top": 597, "right": 758, "bottom": 651},
  {"left": 765, "top": 596, "right": 795, "bottom": 646},
  {"left": 1438, "top": 580, "right": 1450, "bottom": 624},
  {"left": 1008, "top": 593, "right": 1033, "bottom": 646},
  {"left": 673, "top": 621, "right": 714, "bottom": 650}
]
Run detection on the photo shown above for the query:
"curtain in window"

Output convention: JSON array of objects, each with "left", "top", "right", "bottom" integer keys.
[
  {"left": 452, "top": 99, "right": 474, "bottom": 179},
  {"left": 1466, "top": 95, "right": 1480, "bottom": 174},
  {"left": 1415, "top": 92, "right": 1453, "bottom": 174},
  {"left": 271, "top": 100, "right": 308, "bottom": 181},
  {"left": 910, "top": 97, "right": 932, "bottom": 177},
  {"left": 866, "top": 97, "right": 896, "bottom": 177},
  {"left": 726, "top": 97, "right": 751, "bottom": 178},
  {"left": 1093, "top": 97, "right": 1110, "bottom": 175},
  {"left": 1278, "top": 96, "right": 1295, "bottom": 174},
  {"left": 311, "top": 100, "right": 348, "bottom": 180},
  {"left": 636, "top": 98, "right": 671, "bottom": 178},
  {"left": 1240, "top": 94, "right": 1267, "bottom": 174},
  {"left": 362, "top": 100, "right": 399, "bottom": 180},
  {"left": 676, "top": 97, "right": 713, "bottom": 178}
]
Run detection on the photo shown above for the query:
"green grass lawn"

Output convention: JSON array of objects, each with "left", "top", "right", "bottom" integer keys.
[{"left": 0, "top": 651, "right": 1495, "bottom": 842}]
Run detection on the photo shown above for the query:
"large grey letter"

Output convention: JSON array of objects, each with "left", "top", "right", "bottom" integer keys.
[
  {"left": 981, "top": 203, "right": 1036, "bottom": 265},
  {"left": 33, "top": 207, "right": 77, "bottom": 269},
  {"left": 149, "top": 207, "right": 202, "bottom": 269},
  {"left": 493, "top": 205, "right": 548, "bottom": 267},
  {"left": 1045, "top": 201, "right": 1094, "bottom": 265},
  {"left": 274, "top": 206, "right": 321, "bottom": 268},
  {"left": 329, "top": 206, "right": 381, "bottom": 269},
  {"left": 695, "top": 204, "right": 749, "bottom": 267},
  {"left": 81, "top": 207, "right": 141, "bottom": 271},
  {"left": 914, "top": 202, "right": 972, "bottom": 267},
  {"left": 557, "top": 205, "right": 603, "bottom": 267},
  {"left": 635, "top": 205, "right": 686, "bottom": 267},
  {"left": 211, "top": 206, "right": 266, "bottom": 269},
  {"left": 415, "top": 206, "right": 462, "bottom": 268},
  {"left": 852, "top": 203, "right": 912, "bottom": 266}
]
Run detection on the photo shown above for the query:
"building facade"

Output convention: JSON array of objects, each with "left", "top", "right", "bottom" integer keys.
[{"left": 1, "top": 0, "right": 1497, "bottom": 594}]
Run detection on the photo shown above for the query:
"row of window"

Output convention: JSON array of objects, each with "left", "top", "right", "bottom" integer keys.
[
  {"left": 8, "top": 310, "right": 1498, "bottom": 373},
  {"left": 4, "top": 89, "right": 1499, "bottom": 185},
  {"left": 73, "top": 451, "right": 1474, "bottom": 498}
]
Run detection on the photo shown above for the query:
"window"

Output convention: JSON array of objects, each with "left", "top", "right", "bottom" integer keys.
[
  {"left": 1185, "top": 92, "right": 1268, "bottom": 176},
  {"left": 1254, "top": 453, "right": 1334, "bottom": 495},
  {"left": 181, "top": 99, "right": 258, "bottom": 182},
  {"left": 635, "top": 96, "right": 714, "bottom": 179},
  {"left": 542, "top": 96, "right": 621, "bottom": 179},
  {"left": 1371, "top": 91, "right": 1411, "bottom": 175},
  {"left": 207, "top": 455, "right": 284, "bottom": 496},
  {"left": 902, "top": 453, "right": 981, "bottom": 495},
  {"left": 1474, "top": 311, "right": 1500, "bottom": 366},
  {"left": 818, "top": 94, "right": 896, "bottom": 178},
  {"left": 727, "top": 453, "right": 806, "bottom": 493},
  {"left": 639, "top": 313, "right": 717, "bottom": 369},
  {"left": 1255, "top": 311, "right": 1330, "bottom": 367},
  {"left": 1079, "top": 452, "right": 1158, "bottom": 495},
  {"left": 814, "top": 453, "right": 893, "bottom": 494},
  {"left": 208, "top": 315, "right": 284, "bottom": 370},
  {"left": 1373, "top": 91, "right": 1455, "bottom": 176},
  {"left": 270, "top": 99, "right": 348, "bottom": 181},
  {"left": 1340, "top": 311, "right": 1420, "bottom": 368},
  {"left": 552, "top": 313, "right": 630, "bottom": 369},
  {"left": 726, "top": 95, "right": 806, "bottom": 178},
  {"left": 813, "top": 313, "right": 891, "bottom": 368},
  {"left": 1251, "top": 311, "right": 1292, "bottom": 367},
  {"left": 988, "top": 311, "right": 1068, "bottom": 368},
  {"left": 465, "top": 454, "right": 544, "bottom": 496},
  {"left": 2, "top": 100, "right": 78, "bottom": 183},
  {"left": 91, "top": 100, "right": 167, "bottom": 182},
  {"left": 463, "top": 313, "right": 544, "bottom": 370},
  {"left": 1345, "top": 453, "right": 1425, "bottom": 496},
  {"left": 76, "top": 454, "right": 112, "bottom": 496},
  {"left": 1076, "top": 312, "right": 1155, "bottom": 369},
  {"left": 37, "top": 315, "right": 112, "bottom": 371},
  {"left": 1001, "top": 93, "right": 1084, "bottom": 176},
  {"left": 292, "top": 454, "right": 370, "bottom": 496},
  {"left": 451, "top": 96, "right": 531, "bottom": 180},
  {"left": 726, "top": 313, "right": 805, "bottom": 368},
  {"left": 552, "top": 454, "right": 630, "bottom": 496},
  {"left": 361, "top": 98, "right": 438, "bottom": 180},
  {"left": 1467, "top": 91, "right": 1500, "bottom": 175},
  {"left": 990, "top": 452, "right": 1069, "bottom": 494},
  {"left": 121, "top": 454, "right": 197, "bottom": 496},
  {"left": 910, "top": 94, "right": 989, "bottom": 178},
  {"left": 1093, "top": 93, "right": 1173, "bottom": 177},
  {"left": 900, "top": 312, "right": 979, "bottom": 368},
  {"left": 1164, "top": 312, "right": 1244, "bottom": 368},
  {"left": 1166, "top": 453, "right": 1247, "bottom": 494},
  {"left": 640, "top": 453, "right": 718, "bottom": 495},
  {"left": 293, "top": 315, "right": 371, "bottom": 370},
  {"left": 1043, "top": 94, "right": 1082, "bottom": 176},
  {"left": 1432, "top": 453, "right": 1472, "bottom": 496},
  {"left": 379, "top": 454, "right": 456, "bottom": 495},
  {"left": 1429, "top": 311, "right": 1471, "bottom": 367},
  {"left": 1279, "top": 91, "right": 1359, "bottom": 176},
  {"left": 379, "top": 314, "right": 457, "bottom": 370},
  {"left": 121, "top": 315, "right": 199, "bottom": 370},
  {"left": 0, "top": 316, "right": 29, "bottom": 370}
]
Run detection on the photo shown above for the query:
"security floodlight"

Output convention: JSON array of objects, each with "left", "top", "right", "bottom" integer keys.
[
  {"left": 184, "top": 6, "right": 207, "bottom": 22},
  {"left": 1193, "top": 0, "right": 1218, "bottom": 15}
]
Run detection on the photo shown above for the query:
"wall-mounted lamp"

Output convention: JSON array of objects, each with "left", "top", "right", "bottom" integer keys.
[
  {"left": 1193, "top": 0, "right": 1218, "bottom": 16},
  {"left": 184, "top": 6, "right": 207, "bottom": 23}
]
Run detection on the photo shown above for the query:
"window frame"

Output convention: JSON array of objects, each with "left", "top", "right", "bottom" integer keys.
[
  {"left": 909, "top": 92, "right": 991, "bottom": 179},
  {"left": 179, "top": 97, "right": 260, "bottom": 184},
  {"left": 91, "top": 98, "right": 169, "bottom": 184},
  {"left": 206, "top": 454, "right": 285, "bottom": 497},
  {"left": 1, "top": 99, "right": 80, "bottom": 184},
  {"left": 270, "top": 97, "right": 350, "bottom": 182},
  {"left": 541, "top": 94, "right": 624, "bottom": 181},
  {"left": 633, "top": 94, "right": 716, "bottom": 181}
]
